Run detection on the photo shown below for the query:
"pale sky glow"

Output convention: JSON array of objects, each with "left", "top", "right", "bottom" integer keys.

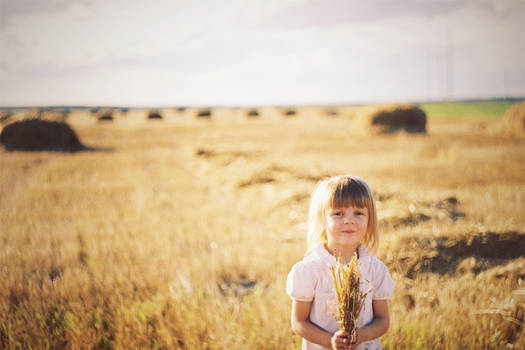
[{"left": 0, "top": 0, "right": 524, "bottom": 107}]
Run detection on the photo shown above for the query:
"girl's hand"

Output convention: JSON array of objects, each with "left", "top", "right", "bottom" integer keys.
[{"left": 331, "top": 330, "right": 352, "bottom": 350}]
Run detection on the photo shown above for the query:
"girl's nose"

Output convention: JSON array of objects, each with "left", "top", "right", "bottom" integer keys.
[{"left": 345, "top": 215, "right": 357, "bottom": 223}]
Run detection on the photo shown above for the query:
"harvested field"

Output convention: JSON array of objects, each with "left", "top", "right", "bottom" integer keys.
[
  {"left": 0, "top": 110, "right": 13, "bottom": 124},
  {"left": 0, "top": 106, "right": 524, "bottom": 349}
]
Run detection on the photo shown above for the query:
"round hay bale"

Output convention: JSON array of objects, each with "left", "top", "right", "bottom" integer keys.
[
  {"left": 0, "top": 119, "right": 84, "bottom": 151},
  {"left": 176, "top": 107, "right": 186, "bottom": 112},
  {"left": 96, "top": 110, "right": 113, "bottom": 122},
  {"left": 503, "top": 101, "right": 525, "bottom": 135},
  {"left": 196, "top": 109, "right": 212, "bottom": 118},
  {"left": 246, "top": 109, "right": 259, "bottom": 118},
  {"left": 325, "top": 109, "right": 338, "bottom": 117},
  {"left": 283, "top": 109, "right": 296, "bottom": 117},
  {"left": 359, "top": 104, "right": 427, "bottom": 134},
  {"left": 147, "top": 110, "right": 163, "bottom": 120}
]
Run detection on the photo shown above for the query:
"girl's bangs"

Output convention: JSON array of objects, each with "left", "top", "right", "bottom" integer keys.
[{"left": 328, "top": 178, "right": 369, "bottom": 209}]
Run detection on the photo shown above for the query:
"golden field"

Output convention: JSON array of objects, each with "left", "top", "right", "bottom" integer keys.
[{"left": 1, "top": 106, "right": 524, "bottom": 349}]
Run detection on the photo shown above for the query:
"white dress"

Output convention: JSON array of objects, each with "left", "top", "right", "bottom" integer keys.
[{"left": 286, "top": 243, "right": 394, "bottom": 350}]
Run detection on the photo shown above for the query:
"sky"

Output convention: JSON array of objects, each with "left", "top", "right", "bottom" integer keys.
[{"left": 0, "top": 0, "right": 524, "bottom": 107}]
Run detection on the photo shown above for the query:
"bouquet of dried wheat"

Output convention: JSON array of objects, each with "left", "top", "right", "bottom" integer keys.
[{"left": 331, "top": 253, "right": 371, "bottom": 343}]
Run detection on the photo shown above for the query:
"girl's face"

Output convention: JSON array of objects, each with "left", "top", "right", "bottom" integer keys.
[{"left": 325, "top": 205, "right": 368, "bottom": 251}]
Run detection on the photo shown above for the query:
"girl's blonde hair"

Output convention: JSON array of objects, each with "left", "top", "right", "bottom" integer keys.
[{"left": 306, "top": 175, "right": 378, "bottom": 253}]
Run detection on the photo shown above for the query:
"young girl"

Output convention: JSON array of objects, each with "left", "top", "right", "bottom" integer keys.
[{"left": 287, "top": 175, "right": 394, "bottom": 350}]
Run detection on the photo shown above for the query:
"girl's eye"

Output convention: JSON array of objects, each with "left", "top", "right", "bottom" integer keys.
[
  {"left": 333, "top": 211, "right": 343, "bottom": 216},
  {"left": 355, "top": 211, "right": 364, "bottom": 216}
]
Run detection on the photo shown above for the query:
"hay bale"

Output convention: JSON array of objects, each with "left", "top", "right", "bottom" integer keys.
[
  {"left": 503, "top": 101, "right": 525, "bottom": 135},
  {"left": 325, "top": 109, "right": 338, "bottom": 117},
  {"left": 147, "top": 110, "right": 163, "bottom": 120},
  {"left": 282, "top": 109, "right": 296, "bottom": 117},
  {"left": 0, "top": 119, "right": 84, "bottom": 151},
  {"left": 246, "top": 109, "right": 259, "bottom": 118},
  {"left": 176, "top": 107, "right": 186, "bottom": 112},
  {"left": 196, "top": 109, "right": 212, "bottom": 118},
  {"left": 96, "top": 110, "right": 113, "bottom": 122},
  {"left": 359, "top": 104, "right": 427, "bottom": 134}
]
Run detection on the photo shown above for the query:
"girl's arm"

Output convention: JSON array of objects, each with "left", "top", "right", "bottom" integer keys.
[
  {"left": 291, "top": 300, "right": 351, "bottom": 350},
  {"left": 351, "top": 299, "right": 390, "bottom": 348}
]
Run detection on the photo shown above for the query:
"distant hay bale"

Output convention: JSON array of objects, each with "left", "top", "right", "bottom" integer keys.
[
  {"left": 176, "top": 107, "right": 186, "bottom": 112},
  {"left": 325, "top": 109, "right": 338, "bottom": 117},
  {"left": 503, "top": 101, "right": 525, "bottom": 135},
  {"left": 283, "top": 109, "right": 296, "bottom": 117},
  {"left": 0, "top": 119, "right": 84, "bottom": 152},
  {"left": 147, "top": 110, "right": 163, "bottom": 120},
  {"left": 196, "top": 109, "right": 212, "bottom": 118},
  {"left": 246, "top": 109, "right": 260, "bottom": 118},
  {"left": 96, "top": 110, "right": 113, "bottom": 122},
  {"left": 358, "top": 104, "right": 427, "bottom": 134}
]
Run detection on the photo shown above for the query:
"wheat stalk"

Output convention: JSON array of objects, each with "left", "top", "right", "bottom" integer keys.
[{"left": 331, "top": 253, "right": 371, "bottom": 342}]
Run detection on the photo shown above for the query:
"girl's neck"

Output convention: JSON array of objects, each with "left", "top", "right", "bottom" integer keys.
[{"left": 324, "top": 243, "right": 359, "bottom": 263}]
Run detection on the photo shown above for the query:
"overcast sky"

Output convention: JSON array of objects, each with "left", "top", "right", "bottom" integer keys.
[{"left": 1, "top": 0, "right": 524, "bottom": 107}]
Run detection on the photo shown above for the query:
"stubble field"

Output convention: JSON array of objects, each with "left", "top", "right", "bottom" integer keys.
[{"left": 1, "top": 105, "right": 524, "bottom": 349}]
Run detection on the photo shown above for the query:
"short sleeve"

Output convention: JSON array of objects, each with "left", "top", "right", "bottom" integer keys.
[
  {"left": 286, "top": 262, "right": 316, "bottom": 302},
  {"left": 371, "top": 260, "right": 394, "bottom": 300}
]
